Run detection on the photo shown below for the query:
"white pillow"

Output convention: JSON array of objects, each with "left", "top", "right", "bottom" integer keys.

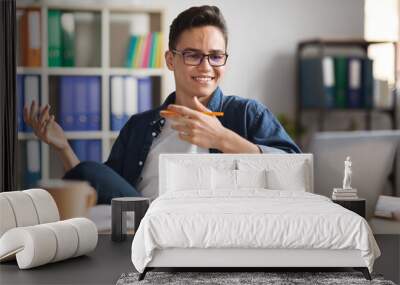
[
  {"left": 237, "top": 159, "right": 309, "bottom": 192},
  {"left": 212, "top": 168, "right": 236, "bottom": 190},
  {"left": 266, "top": 161, "right": 308, "bottom": 191},
  {"left": 166, "top": 162, "right": 212, "bottom": 191},
  {"left": 211, "top": 169, "right": 268, "bottom": 190},
  {"left": 236, "top": 169, "right": 268, "bottom": 189}
]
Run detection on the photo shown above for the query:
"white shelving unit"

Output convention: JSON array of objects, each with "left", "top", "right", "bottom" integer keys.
[{"left": 17, "top": 1, "right": 166, "bottom": 183}]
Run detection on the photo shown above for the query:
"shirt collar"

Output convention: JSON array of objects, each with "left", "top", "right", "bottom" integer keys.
[{"left": 151, "top": 87, "right": 223, "bottom": 126}]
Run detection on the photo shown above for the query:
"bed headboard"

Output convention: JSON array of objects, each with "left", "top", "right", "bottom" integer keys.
[{"left": 159, "top": 154, "right": 313, "bottom": 195}]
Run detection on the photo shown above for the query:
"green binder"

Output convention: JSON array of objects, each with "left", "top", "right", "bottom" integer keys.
[
  {"left": 334, "top": 57, "right": 348, "bottom": 108},
  {"left": 61, "top": 12, "right": 75, "bottom": 67},
  {"left": 48, "top": 10, "right": 62, "bottom": 67}
]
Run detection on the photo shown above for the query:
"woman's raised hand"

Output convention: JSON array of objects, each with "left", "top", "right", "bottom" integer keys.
[{"left": 23, "top": 101, "right": 69, "bottom": 151}]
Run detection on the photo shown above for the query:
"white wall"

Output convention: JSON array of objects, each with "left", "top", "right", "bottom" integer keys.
[{"left": 138, "top": 0, "right": 365, "bottom": 118}]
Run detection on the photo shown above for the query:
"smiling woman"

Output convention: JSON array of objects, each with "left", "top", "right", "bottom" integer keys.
[{"left": 23, "top": 5, "right": 300, "bottom": 203}]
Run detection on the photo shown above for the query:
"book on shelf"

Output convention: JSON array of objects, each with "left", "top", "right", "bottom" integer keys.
[
  {"left": 86, "top": 76, "right": 101, "bottom": 131},
  {"left": 74, "top": 77, "right": 88, "bottom": 130},
  {"left": 138, "top": 77, "right": 153, "bottom": 113},
  {"left": 17, "top": 7, "right": 41, "bottom": 67},
  {"left": 334, "top": 57, "right": 347, "bottom": 108},
  {"left": 70, "top": 140, "right": 101, "bottom": 162},
  {"left": 110, "top": 76, "right": 140, "bottom": 131},
  {"left": 373, "top": 79, "right": 393, "bottom": 109},
  {"left": 48, "top": 10, "right": 62, "bottom": 67},
  {"left": 61, "top": 12, "right": 75, "bottom": 67},
  {"left": 87, "top": 140, "right": 102, "bottom": 162},
  {"left": 362, "top": 58, "right": 374, "bottom": 108},
  {"left": 59, "top": 76, "right": 76, "bottom": 130},
  {"left": 124, "top": 76, "right": 139, "bottom": 122},
  {"left": 17, "top": 75, "right": 24, "bottom": 132},
  {"left": 74, "top": 12, "right": 101, "bottom": 67},
  {"left": 25, "top": 140, "right": 41, "bottom": 188},
  {"left": 300, "top": 58, "right": 324, "bottom": 108},
  {"left": 322, "top": 57, "right": 335, "bottom": 108},
  {"left": 59, "top": 76, "right": 101, "bottom": 131},
  {"left": 16, "top": 9, "right": 24, "bottom": 66},
  {"left": 23, "top": 75, "right": 41, "bottom": 132},
  {"left": 110, "top": 76, "right": 125, "bottom": 131},
  {"left": 347, "top": 57, "right": 362, "bottom": 108}
]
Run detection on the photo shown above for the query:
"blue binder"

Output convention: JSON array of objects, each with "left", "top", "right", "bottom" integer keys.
[
  {"left": 347, "top": 57, "right": 363, "bottom": 108},
  {"left": 70, "top": 140, "right": 87, "bottom": 161},
  {"left": 138, "top": 77, "right": 153, "bottom": 112},
  {"left": 87, "top": 140, "right": 102, "bottom": 162},
  {"left": 17, "top": 75, "right": 24, "bottom": 132},
  {"left": 59, "top": 76, "right": 76, "bottom": 131},
  {"left": 87, "top": 76, "right": 101, "bottom": 130},
  {"left": 74, "top": 77, "right": 89, "bottom": 130}
]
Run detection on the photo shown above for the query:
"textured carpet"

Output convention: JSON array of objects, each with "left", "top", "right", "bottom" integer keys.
[{"left": 116, "top": 271, "right": 396, "bottom": 285}]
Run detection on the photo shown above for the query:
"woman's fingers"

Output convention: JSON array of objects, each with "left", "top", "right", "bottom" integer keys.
[
  {"left": 171, "top": 123, "right": 191, "bottom": 135},
  {"left": 39, "top": 115, "right": 54, "bottom": 137},
  {"left": 23, "top": 105, "right": 30, "bottom": 125},
  {"left": 38, "top": 104, "right": 50, "bottom": 126},
  {"left": 29, "top": 100, "right": 37, "bottom": 127}
]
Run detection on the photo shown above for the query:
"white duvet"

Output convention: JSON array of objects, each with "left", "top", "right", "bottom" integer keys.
[{"left": 131, "top": 190, "right": 380, "bottom": 273}]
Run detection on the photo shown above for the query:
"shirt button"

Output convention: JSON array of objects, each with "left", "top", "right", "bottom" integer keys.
[
  {"left": 160, "top": 119, "right": 165, "bottom": 124},
  {"left": 138, "top": 161, "right": 143, "bottom": 166},
  {"left": 152, "top": 132, "right": 157, "bottom": 137},
  {"left": 152, "top": 120, "right": 156, "bottom": 124}
]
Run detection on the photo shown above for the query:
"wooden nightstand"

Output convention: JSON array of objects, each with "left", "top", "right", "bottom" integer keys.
[{"left": 332, "top": 198, "right": 366, "bottom": 218}]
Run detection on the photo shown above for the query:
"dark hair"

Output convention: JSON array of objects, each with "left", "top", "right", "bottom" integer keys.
[{"left": 168, "top": 5, "right": 228, "bottom": 51}]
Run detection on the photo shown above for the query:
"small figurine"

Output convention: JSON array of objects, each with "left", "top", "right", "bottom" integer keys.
[{"left": 342, "top": 156, "right": 352, "bottom": 189}]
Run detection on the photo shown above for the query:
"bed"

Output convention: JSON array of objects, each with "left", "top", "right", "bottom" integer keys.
[{"left": 131, "top": 154, "right": 380, "bottom": 280}]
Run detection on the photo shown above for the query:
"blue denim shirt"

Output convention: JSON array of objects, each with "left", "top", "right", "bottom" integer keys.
[{"left": 104, "top": 87, "right": 301, "bottom": 188}]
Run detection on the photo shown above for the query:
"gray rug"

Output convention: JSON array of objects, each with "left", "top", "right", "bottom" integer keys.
[{"left": 116, "top": 271, "right": 396, "bottom": 285}]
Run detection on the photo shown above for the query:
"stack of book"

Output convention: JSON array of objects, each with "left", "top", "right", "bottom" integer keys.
[{"left": 332, "top": 188, "right": 358, "bottom": 200}]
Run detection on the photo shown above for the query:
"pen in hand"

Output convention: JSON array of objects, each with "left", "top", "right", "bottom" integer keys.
[{"left": 160, "top": 110, "right": 224, "bottom": 117}]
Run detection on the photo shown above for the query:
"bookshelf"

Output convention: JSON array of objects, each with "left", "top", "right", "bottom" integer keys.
[
  {"left": 16, "top": 1, "right": 167, "bottom": 188},
  {"left": 295, "top": 38, "right": 398, "bottom": 145}
]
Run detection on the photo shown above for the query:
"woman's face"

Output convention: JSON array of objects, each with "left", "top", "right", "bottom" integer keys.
[{"left": 165, "top": 26, "right": 227, "bottom": 101}]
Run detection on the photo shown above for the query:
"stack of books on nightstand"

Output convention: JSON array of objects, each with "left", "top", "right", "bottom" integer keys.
[{"left": 332, "top": 188, "right": 358, "bottom": 200}]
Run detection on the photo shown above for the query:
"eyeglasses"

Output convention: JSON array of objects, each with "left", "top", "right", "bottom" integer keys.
[{"left": 171, "top": 49, "right": 228, "bottom": 67}]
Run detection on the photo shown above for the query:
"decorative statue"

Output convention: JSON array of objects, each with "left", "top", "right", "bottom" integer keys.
[{"left": 342, "top": 156, "right": 352, "bottom": 189}]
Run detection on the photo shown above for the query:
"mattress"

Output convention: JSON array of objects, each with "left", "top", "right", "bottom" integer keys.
[{"left": 131, "top": 190, "right": 380, "bottom": 273}]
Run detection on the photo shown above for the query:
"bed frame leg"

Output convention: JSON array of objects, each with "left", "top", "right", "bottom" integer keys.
[
  {"left": 354, "top": 267, "right": 371, "bottom": 280},
  {"left": 138, "top": 268, "right": 148, "bottom": 281}
]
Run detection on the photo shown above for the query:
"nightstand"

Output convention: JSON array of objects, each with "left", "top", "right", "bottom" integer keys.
[
  {"left": 111, "top": 197, "right": 150, "bottom": 242},
  {"left": 332, "top": 198, "right": 366, "bottom": 218}
]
